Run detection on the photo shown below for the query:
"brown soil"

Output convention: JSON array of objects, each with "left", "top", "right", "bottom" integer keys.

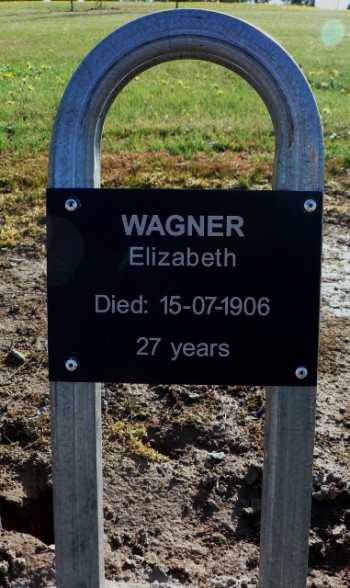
[{"left": 0, "top": 169, "right": 349, "bottom": 588}]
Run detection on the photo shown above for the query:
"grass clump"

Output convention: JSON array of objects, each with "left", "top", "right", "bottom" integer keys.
[
  {"left": 109, "top": 421, "right": 168, "bottom": 462},
  {"left": 0, "top": 154, "right": 47, "bottom": 254}
]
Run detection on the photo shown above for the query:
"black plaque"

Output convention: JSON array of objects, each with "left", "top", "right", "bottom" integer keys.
[{"left": 47, "top": 189, "right": 322, "bottom": 385}]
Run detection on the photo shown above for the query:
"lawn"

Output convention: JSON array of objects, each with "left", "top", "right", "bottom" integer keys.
[{"left": 0, "top": 2, "right": 349, "bottom": 250}]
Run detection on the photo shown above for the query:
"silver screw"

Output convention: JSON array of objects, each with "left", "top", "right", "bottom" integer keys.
[
  {"left": 304, "top": 199, "right": 317, "bottom": 213},
  {"left": 65, "top": 357, "right": 79, "bottom": 372},
  {"left": 295, "top": 366, "right": 308, "bottom": 380},
  {"left": 65, "top": 198, "right": 80, "bottom": 212}
]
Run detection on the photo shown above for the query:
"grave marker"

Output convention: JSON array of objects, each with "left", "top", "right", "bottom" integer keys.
[
  {"left": 47, "top": 188, "right": 322, "bottom": 385},
  {"left": 47, "top": 9, "right": 323, "bottom": 588}
]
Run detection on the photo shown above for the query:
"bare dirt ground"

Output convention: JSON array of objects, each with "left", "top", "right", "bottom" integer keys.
[{"left": 0, "top": 180, "right": 349, "bottom": 588}]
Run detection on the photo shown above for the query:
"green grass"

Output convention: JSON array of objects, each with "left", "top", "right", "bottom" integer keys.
[
  {"left": 103, "top": 61, "right": 273, "bottom": 157},
  {"left": 0, "top": 2, "right": 349, "bottom": 160},
  {"left": 0, "top": 2, "right": 349, "bottom": 252}
]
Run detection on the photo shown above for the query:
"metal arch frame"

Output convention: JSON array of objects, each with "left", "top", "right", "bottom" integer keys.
[
  {"left": 48, "top": 9, "right": 323, "bottom": 588},
  {"left": 48, "top": 9, "right": 323, "bottom": 192}
]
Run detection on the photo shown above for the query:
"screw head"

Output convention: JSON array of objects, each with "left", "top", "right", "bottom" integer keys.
[
  {"left": 65, "top": 357, "right": 79, "bottom": 372},
  {"left": 295, "top": 366, "right": 308, "bottom": 380},
  {"left": 65, "top": 198, "right": 80, "bottom": 212},
  {"left": 304, "top": 199, "right": 317, "bottom": 213}
]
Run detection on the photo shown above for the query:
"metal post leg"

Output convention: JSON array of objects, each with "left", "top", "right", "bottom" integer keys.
[
  {"left": 50, "top": 382, "right": 105, "bottom": 588},
  {"left": 259, "top": 386, "right": 316, "bottom": 588}
]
